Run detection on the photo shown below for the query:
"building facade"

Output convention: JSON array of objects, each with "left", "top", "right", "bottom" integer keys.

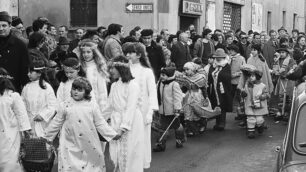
[{"left": 1, "top": 0, "right": 305, "bottom": 34}]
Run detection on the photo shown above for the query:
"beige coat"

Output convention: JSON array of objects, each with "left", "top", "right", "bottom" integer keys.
[{"left": 244, "top": 82, "right": 269, "bottom": 116}]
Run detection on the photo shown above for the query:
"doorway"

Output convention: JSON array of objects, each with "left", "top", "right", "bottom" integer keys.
[{"left": 180, "top": 16, "right": 198, "bottom": 32}]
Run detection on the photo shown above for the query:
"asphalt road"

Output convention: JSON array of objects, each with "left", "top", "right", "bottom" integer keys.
[
  {"left": 147, "top": 113, "right": 287, "bottom": 172},
  {"left": 51, "top": 112, "right": 287, "bottom": 172}
]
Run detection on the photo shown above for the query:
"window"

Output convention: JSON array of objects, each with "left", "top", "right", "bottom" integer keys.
[
  {"left": 293, "top": 13, "right": 297, "bottom": 29},
  {"left": 223, "top": 2, "right": 241, "bottom": 32},
  {"left": 70, "top": 0, "right": 97, "bottom": 27},
  {"left": 267, "top": 11, "right": 271, "bottom": 32},
  {"left": 282, "top": 11, "right": 286, "bottom": 27}
]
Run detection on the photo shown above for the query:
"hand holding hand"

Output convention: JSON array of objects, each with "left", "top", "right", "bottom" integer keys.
[
  {"left": 113, "top": 134, "right": 121, "bottom": 140},
  {"left": 258, "top": 94, "right": 267, "bottom": 101},
  {"left": 240, "top": 90, "right": 248, "bottom": 98},
  {"left": 202, "top": 98, "right": 209, "bottom": 107},
  {"left": 23, "top": 130, "right": 32, "bottom": 138}
]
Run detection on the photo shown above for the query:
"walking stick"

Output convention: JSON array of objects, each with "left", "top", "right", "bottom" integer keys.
[
  {"left": 158, "top": 115, "right": 179, "bottom": 143},
  {"left": 281, "top": 80, "right": 288, "bottom": 116}
]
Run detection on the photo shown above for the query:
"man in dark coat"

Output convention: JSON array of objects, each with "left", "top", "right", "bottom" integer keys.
[
  {"left": 0, "top": 11, "right": 30, "bottom": 92},
  {"left": 171, "top": 32, "right": 192, "bottom": 72},
  {"left": 208, "top": 48, "right": 232, "bottom": 131},
  {"left": 141, "top": 29, "right": 166, "bottom": 80}
]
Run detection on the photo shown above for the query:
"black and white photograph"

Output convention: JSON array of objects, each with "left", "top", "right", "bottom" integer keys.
[{"left": 0, "top": 0, "right": 306, "bottom": 171}]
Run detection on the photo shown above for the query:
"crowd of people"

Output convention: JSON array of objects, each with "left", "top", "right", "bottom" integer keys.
[{"left": 0, "top": 10, "right": 306, "bottom": 172}]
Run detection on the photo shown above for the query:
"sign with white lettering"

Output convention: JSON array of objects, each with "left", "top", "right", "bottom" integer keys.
[
  {"left": 126, "top": 3, "right": 153, "bottom": 13},
  {"left": 182, "top": 0, "right": 203, "bottom": 15}
]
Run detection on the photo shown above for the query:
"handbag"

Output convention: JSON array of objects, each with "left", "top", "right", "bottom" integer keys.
[{"left": 20, "top": 137, "right": 55, "bottom": 172}]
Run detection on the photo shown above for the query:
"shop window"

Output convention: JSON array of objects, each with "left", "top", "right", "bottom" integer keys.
[
  {"left": 223, "top": 2, "right": 241, "bottom": 32},
  {"left": 70, "top": 0, "right": 97, "bottom": 27}
]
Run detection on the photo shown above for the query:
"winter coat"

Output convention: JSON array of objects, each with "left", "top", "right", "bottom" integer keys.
[
  {"left": 103, "top": 35, "right": 123, "bottom": 60},
  {"left": 193, "top": 38, "right": 215, "bottom": 64},
  {"left": 171, "top": 41, "right": 192, "bottom": 72},
  {"left": 208, "top": 63, "right": 233, "bottom": 112},
  {"left": 0, "top": 32, "right": 30, "bottom": 92},
  {"left": 263, "top": 39, "right": 278, "bottom": 69},
  {"left": 230, "top": 53, "right": 246, "bottom": 85},
  {"left": 145, "top": 41, "right": 166, "bottom": 80}
]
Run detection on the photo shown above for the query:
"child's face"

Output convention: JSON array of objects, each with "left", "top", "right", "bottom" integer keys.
[
  {"left": 184, "top": 67, "right": 194, "bottom": 76},
  {"left": 250, "top": 74, "right": 256, "bottom": 82},
  {"left": 64, "top": 68, "right": 79, "bottom": 80},
  {"left": 27, "top": 70, "right": 41, "bottom": 81},
  {"left": 71, "top": 87, "right": 85, "bottom": 101},
  {"left": 126, "top": 52, "right": 140, "bottom": 64},
  {"left": 279, "top": 51, "right": 288, "bottom": 58},
  {"left": 81, "top": 47, "right": 94, "bottom": 62},
  {"left": 160, "top": 73, "right": 168, "bottom": 81},
  {"left": 208, "top": 58, "right": 214, "bottom": 64},
  {"left": 109, "top": 66, "right": 120, "bottom": 80}
]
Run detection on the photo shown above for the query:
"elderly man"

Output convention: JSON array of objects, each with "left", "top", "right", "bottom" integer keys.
[
  {"left": 171, "top": 32, "right": 192, "bottom": 71},
  {"left": 0, "top": 11, "right": 30, "bottom": 92}
]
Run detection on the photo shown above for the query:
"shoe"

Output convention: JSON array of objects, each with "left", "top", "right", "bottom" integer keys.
[
  {"left": 186, "top": 132, "right": 194, "bottom": 137},
  {"left": 257, "top": 126, "right": 264, "bottom": 134},
  {"left": 235, "top": 115, "right": 244, "bottom": 120},
  {"left": 152, "top": 143, "right": 166, "bottom": 152},
  {"left": 176, "top": 140, "right": 183, "bottom": 148},
  {"left": 247, "top": 131, "right": 255, "bottom": 139},
  {"left": 213, "top": 125, "right": 224, "bottom": 131}
]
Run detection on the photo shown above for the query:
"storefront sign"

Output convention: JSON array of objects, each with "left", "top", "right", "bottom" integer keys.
[
  {"left": 224, "top": 0, "right": 245, "bottom": 5},
  {"left": 125, "top": 3, "right": 153, "bottom": 13},
  {"left": 182, "top": 0, "right": 203, "bottom": 15}
]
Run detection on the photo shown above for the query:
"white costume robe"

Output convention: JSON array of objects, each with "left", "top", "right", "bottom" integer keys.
[
  {"left": 103, "top": 79, "right": 144, "bottom": 172},
  {"left": 130, "top": 63, "right": 158, "bottom": 168},
  {"left": 44, "top": 100, "right": 117, "bottom": 172},
  {"left": 56, "top": 79, "right": 73, "bottom": 104},
  {"left": 85, "top": 61, "right": 108, "bottom": 113},
  {"left": 0, "top": 90, "right": 31, "bottom": 172},
  {"left": 21, "top": 81, "right": 57, "bottom": 137}
]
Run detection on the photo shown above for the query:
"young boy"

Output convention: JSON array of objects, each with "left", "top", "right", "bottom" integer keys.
[
  {"left": 153, "top": 66, "right": 185, "bottom": 152},
  {"left": 241, "top": 67, "right": 270, "bottom": 139}
]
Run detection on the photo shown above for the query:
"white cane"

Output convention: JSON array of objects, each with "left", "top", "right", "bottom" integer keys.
[{"left": 158, "top": 115, "right": 179, "bottom": 143}]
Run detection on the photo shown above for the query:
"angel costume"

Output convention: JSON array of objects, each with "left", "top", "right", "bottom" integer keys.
[
  {"left": 103, "top": 78, "right": 145, "bottom": 172},
  {"left": 44, "top": 100, "right": 117, "bottom": 172},
  {"left": 0, "top": 90, "right": 31, "bottom": 172},
  {"left": 22, "top": 80, "right": 57, "bottom": 137},
  {"left": 130, "top": 63, "right": 158, "bottom": 168}
]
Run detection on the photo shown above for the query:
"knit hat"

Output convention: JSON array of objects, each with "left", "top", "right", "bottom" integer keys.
[
  {"left": 0, "top": 11, "right": 12, "bottom": 23},
  {"left": 276, "top": 45, "right": 289, "bottom": 54},
  {"left": 141, "top": 29, "right": 153, "bottom": 37},
  {"left": 278, "top": 26, "right": 287, "bottom": 33},
  {"left": 161, "top": 66, "right": 176, "bottom": 77},
  {"left": 184, "top": 62, "right": 197, "bottom": 71},
  {"left": 12, "top": 17, "right": 23, "bottom": 27}
]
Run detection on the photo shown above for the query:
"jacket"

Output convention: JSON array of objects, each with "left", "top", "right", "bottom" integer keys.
[
  {"left": 193, "top": 38, "right": 215, "bottom": 64},
  {"left": 0, "top": 32, "right": 30, "bottom": 92},
  {"left": 263, "top": 39, "right": 278, "bottom": 69},
  {"left": 103, "top": 35, "right": 123, "bottom": 60},
  {"left": 171, "top": 41, "right": 192, "bottom": 72},
  {"left": 158, "top": 78, "right": 183, "bottom": 115},
  {"left": 244, "top": 81, "right": 269, "bottom": 116},
  {"left": 145, "top": 41, "right": 166, "bottom": 80}
]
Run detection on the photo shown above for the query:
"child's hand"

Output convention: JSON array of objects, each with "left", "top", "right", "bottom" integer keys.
[
  {"left": 23, "top": 130, "right": 32, "bottom": 138},
  {"left": 34, "top": 115, "right": 44, "bottom": 122},
  {"left": 258, "top": 94, "right": 267, "bottom": 101},
  {"left": 202, "top": 98, "right": 209, "bottom": 107}
]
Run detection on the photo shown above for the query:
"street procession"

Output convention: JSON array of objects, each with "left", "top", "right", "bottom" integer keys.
[{"left": 1, "top": 0, "right": 306, "bottom": 171}]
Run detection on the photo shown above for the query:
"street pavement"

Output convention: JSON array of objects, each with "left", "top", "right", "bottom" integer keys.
[
  {"left": 51, "top": 112, "right": 287, "bottom": 172},
  {"left": 148, "top": 113, "right": 287, "bottom": 172}
]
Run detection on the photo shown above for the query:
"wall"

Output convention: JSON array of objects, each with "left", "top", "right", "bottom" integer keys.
[
  {"left": 98, "top": 0, "right": 155, "bottom": 34},
  {"left": 19, "top": 0, "right": 69, "bottom": 28},
  {"left": 0, "top": 0, "right": 18, "bottom": 16}
]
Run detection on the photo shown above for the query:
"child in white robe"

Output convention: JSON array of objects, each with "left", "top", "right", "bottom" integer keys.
[
  {"left": 124, "top": 42, "right": 158, "bottom": 169},
  {"left": 44, "top": 77, "right": 119, "bottom": 172},
  {"left": 0, "top": 68, "right": 31, "bottom": 172},
  {"left": 104, "top": 56, "right": 145, "bottom": 172},
  {"left": 56, "top": 57, "right": 86, "bottom": 104},
  {"left": 78, "top": 40, "right": 109, "bottom": 113},
  {"left": 22, "top": 58, "right": 57, "bottom": 137}
]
